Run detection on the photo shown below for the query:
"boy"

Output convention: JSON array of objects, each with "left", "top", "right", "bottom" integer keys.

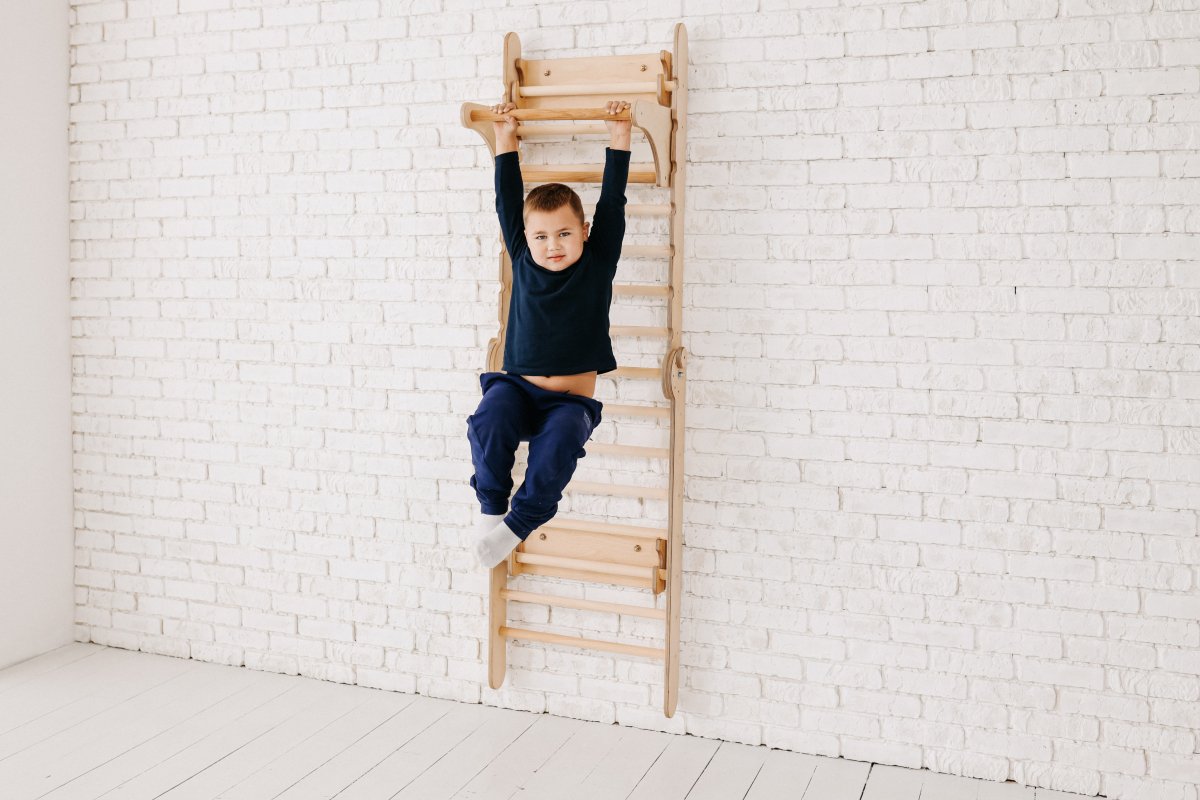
[{"left": 468, "top": 99, "right": 632, "bottom": 569}]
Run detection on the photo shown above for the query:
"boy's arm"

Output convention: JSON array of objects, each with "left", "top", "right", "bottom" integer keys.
[
  {"left": 588, "top": 146, "right": 631, "bottom": 269},
  {"left": 494, "top": 149, "right": 528, "bottom": 261},
  {"left": 492, "top": 107, "right": 527, "bottom": 261},
  {"left": 590, "top": 104, "right": 632, "bottom": 270}
]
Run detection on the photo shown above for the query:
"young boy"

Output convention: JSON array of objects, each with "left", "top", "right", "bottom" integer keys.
[{"left": 467, "top": 99, "right": 632, "bottom": 569}]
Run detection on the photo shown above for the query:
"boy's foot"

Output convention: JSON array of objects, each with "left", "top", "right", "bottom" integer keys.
[
  {"left": 474, "top": 512, "right": 504, "bottom": 539},
  {"left": 473, "top": 520, "right": 522, "bottom": 569}
]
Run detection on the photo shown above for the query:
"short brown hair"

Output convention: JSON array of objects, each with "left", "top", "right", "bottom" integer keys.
[{"left": 523, "top": 183, "right": 585, "bottom": 227}]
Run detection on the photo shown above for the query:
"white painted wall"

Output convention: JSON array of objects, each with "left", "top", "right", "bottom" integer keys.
[
  {"left": 0, "top": 0, "right": 73, "bottom": 669},
  {"left": 67, "top": 2, "right": 1200, "bottom": 799}
]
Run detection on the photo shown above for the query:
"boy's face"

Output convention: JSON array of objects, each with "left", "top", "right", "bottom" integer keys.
[{"left": 524, "top": 205, "right": 590, "bottom": 271}]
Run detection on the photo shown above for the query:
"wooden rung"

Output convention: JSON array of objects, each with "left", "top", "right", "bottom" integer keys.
[
  {"left": 601, "top": 403, "right": 671, "bottom": 419},
  {"left": 515, "top": 551, "right": 667, "bottom": 581},
  {"left": 585, "top": 203, "right": 669, "bottom": 216},
  {"left": 614, "top": 283, "right": 670, "bottom": 298},
  {"left": 515, "top": 562, "right": 660, "bottom": 591},
  {"left": 609, "top": 325, "right": 668, "bottom": 338},
  {"left": 517, "top": 123, "right": 648, "bottom": 137},
  {"left": 626, "top": 204, "right": 671, "bottom": 216},
  {"left": 567, "top": 480, "right": 669, "bottom": 500},
  {"left": 622, "top": 245, "right": 673, "bottom": 258},
  {"left": 470, "top": 107, "right": 632, "bottom": 121},
  {"left": 611, "top": 366, "right": 660, "bottom": 380},
  {"left": 500, "top": 589, "right": 667, "bottom": 620},
  {"left": 521, "top": 165, "right": 658, "bottom": 184},
  {"left": 587, "top": 442, "right": 670, "bottom": 459},
  {"left": 500, "top": 626, "right": 663, "bottom": 660},
  {"left": 541, "top": 517, "right": 667, "bottom": 540},
  {"left": 517, "top": 81, "right": 674, "bottom": 97}
]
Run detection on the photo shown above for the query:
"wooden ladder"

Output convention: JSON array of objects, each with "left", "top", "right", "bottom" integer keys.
[{"left": 460, "top": 23, "right": 688, "bottom": 718}]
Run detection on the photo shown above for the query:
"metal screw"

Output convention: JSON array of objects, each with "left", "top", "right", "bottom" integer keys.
[
  {"left": 634, "top": 544, "right": 642, "bottom": 552},
  {"left": 640, "top": 64, "right": 647, "bottom": 71},
  {"left": 539, "top": 533, "right": 546, "bottom": 540},
  {"left": 543, "top": 70, "right": 551, "bottom": 76}
]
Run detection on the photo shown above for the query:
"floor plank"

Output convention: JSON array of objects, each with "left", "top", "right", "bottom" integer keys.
[
  {"left": 39, "top": 668, "right": 287, "bottom": 800},
  {"left": 95, "top": 675, "right": 336, "bottom": 799},
  {"left": 0, "top": 643, "right": 97, "bottom": 695},
  {"left": 626, "top": 733, "right": 721, "bottom": 800},
  {"left": 506, "top": 717, "right": 627, "bottom": 799},
  {"left": 389, "top": 706, "right": 536, "bottom": 800},
  {"left": 804, "top": 755, "right": 872, "bottom": 799},
  {"left": 274, "top": 694, "right": 446, "bottom": 800},
  {"left": 862, "top": 763, "right": 925, "bottom": 800},
  {"left": 450, "top": 715, "right": 583, "bottom": 800},
  {"left": 684, "top": 740, "right": 768, "bottom": 800},
  {"left": 745, "top": 748, "right": 820, "bottom": 800}
]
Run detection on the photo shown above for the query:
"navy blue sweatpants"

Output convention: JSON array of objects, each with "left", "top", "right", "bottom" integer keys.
[{"left": 466, "top": 371, "right": 604, "bottom": 540}]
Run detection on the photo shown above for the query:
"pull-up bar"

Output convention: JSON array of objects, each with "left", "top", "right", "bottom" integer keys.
[{"left": 468, "top": 107, "right": 633, "bottom": 122}]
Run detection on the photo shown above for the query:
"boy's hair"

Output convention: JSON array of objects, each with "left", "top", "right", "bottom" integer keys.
[{"left": 523, "top": 183, "right": 585, "bottom": 227}]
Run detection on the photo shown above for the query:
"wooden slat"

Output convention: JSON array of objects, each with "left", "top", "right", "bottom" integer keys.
[
  {"left": 609, "top": 325, "right": 669, "bottom": 338},
  {"left": 583, "top": 203, "right": 669, "bottom": 216},
  {"left": 500, "top": 626, "right": 663, "bottom": 660},
  {"left": 566, "top": 480, "right": 669, "bottom": 500},
  {"left": 614, "top": 283, "right": 670, "bottom": 298},
  {"left": 611, "top": 366, "right": 660, "bottom": 380},
  {"left": 515, "top": 551, "right": 659, "bottom": 579},
  {"left": 517, "top": 81, "right": 672, "bottom": 97},
  {"left": 622, "top": 245, "right": 673, "bottom": 258},
  {"left": 601, "top": 403, "right": 671, "bottom": 419},
  {"left": 470, "top": 107, "right": 631, "bottom": 121},
  {"left": 540, "top": 517, "right": 667, "bottom": 541},
  {"left": 625, "top": 204, "right": 671, "bottom": 216},
  {"left": 521, "top": 164, "right": 658, "bottom": 184},
  {"left": 517, "top": 123, "right": 648, "bottom": 137},
  {"left": 515, "top": 562, "right": 660, "bottom": 591},
  {"left": 500, "top": 589, "right": 666, "bottom": 620},
  {"left": 586, "top": 441, "right": 670, "bottom": 459}
]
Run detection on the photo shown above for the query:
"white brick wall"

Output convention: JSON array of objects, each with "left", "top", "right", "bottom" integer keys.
[{"left": 68, "top": 1, "right": 1200, "bottom": 798}]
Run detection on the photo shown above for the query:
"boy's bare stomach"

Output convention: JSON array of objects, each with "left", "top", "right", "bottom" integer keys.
[{"left": 510, "top": 371, "right": 597, "bottom": 398}]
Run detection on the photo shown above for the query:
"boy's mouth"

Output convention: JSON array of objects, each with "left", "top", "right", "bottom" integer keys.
[{"left": 549, "top": 255, "right": 564, "bottom": 261}]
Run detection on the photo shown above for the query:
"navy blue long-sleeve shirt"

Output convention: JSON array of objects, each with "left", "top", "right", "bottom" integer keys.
[{"left": 494, "top": 147, "right": 630, "bottom": 376}]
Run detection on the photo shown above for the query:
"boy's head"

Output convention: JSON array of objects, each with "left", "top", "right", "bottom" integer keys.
[{"left": 523, "top": 183, "right": 590, "bottom": 271}]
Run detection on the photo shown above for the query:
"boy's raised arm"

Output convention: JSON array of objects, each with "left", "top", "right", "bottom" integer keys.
[
  {"left": 589, "top": 100, "right": 633, "bottom": 269},
  {"left": 491, "top": 103, "right": 527, "bottom": 260}
]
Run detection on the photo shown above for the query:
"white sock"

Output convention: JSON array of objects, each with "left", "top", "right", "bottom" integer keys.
[
  {"left": 473, "top": 520, "right": 522, "bottom": 569},
  {"left": 474, "top": 512, "right": 504, "bottom": 539}
]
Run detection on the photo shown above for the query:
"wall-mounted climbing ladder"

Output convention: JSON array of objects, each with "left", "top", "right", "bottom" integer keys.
[{"left": 460, "top": 23, "right": 687, "bottom": 718}]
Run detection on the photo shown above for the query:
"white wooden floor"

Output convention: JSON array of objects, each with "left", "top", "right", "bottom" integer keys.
[{"left": 1, "top": 643, "right": 1099, "bottom": 800}]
